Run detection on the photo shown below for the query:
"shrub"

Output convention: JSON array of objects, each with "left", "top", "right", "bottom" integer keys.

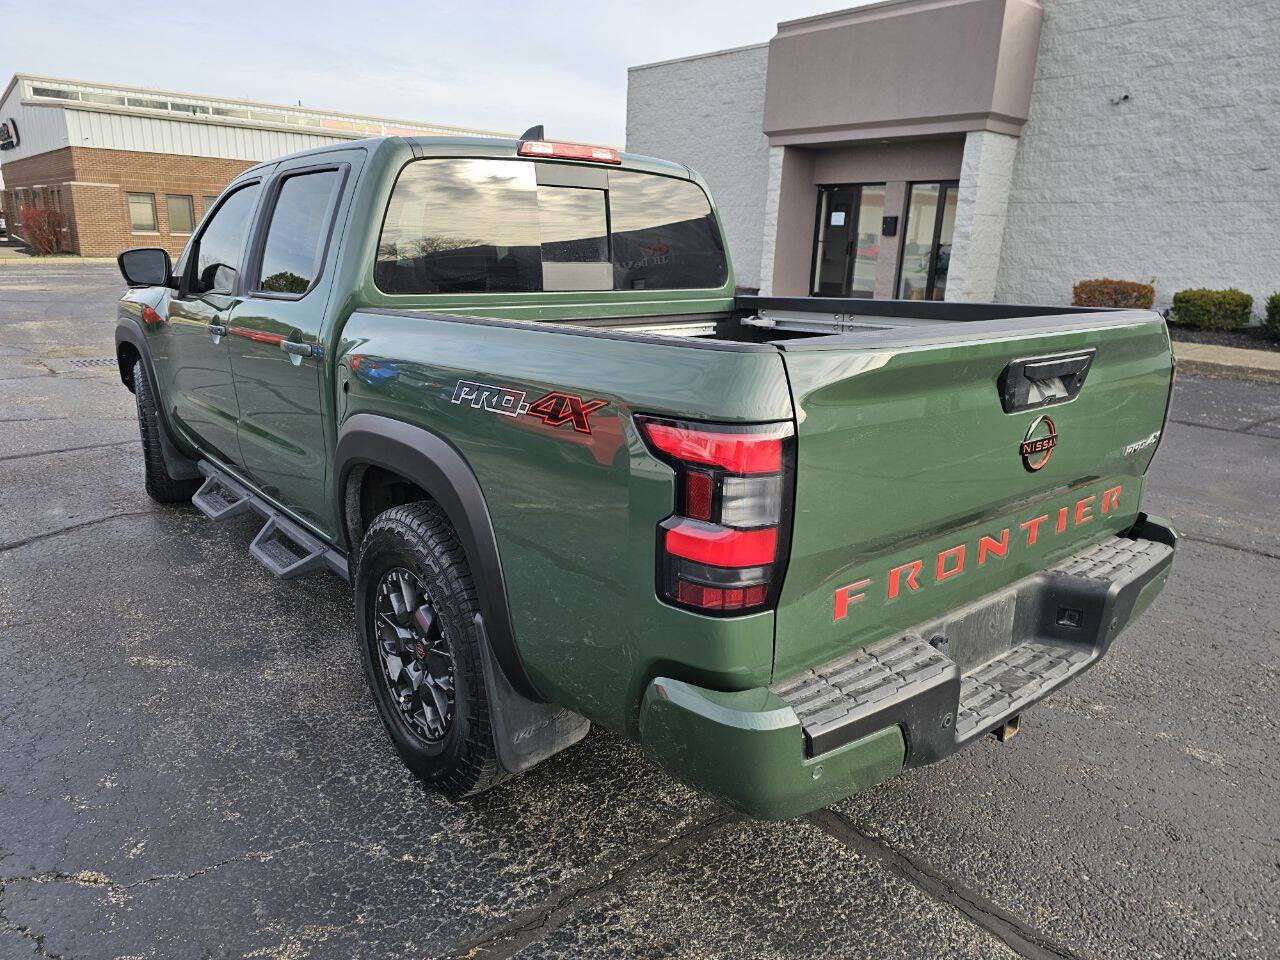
[
  {"left": 1169, "top": 288, "right": 1254, "bottom": 331},
  {"left": 18, "top": 206, "right": 63, "bottom": 255},
  {"left": 1266, "top": 293, "right": 1280, "bottom": 340},
  {"left": 1072, "top": 278, "right": 1155, "bottom": 309}
]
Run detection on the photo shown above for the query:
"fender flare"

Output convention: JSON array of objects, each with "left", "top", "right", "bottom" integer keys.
[
  {"left": 114, "top": 318, "right": 201, "bottom": 481},
  {"left": 334, "top": 413, "right": 541, "bottom": 700}
]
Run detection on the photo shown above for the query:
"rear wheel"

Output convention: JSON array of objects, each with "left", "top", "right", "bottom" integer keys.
[
  {"left": 132, "top": 359, "right": 200, "bottom": 504},
  {"left": 354, "top": 501, "right": 502, "bottom": 798}
]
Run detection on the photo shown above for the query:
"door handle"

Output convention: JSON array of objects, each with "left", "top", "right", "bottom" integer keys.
[
  {"left": 280, "top": 339, "right": 323, "bottom": 366},
  {"left": 998, "top": 349, "right": 1095, "bottom": 413},
  {"left": 207, "top": 323, "right": 227, "bottom": 342}
]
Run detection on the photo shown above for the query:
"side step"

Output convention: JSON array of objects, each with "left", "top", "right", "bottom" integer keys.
[
  {"left": 193, "top": 460, "right": 348, "bottom": 581},
  {"left": 192, "top": 466, "right": 252, "bottom": 520},
  {"left": 250, "top": 514, "right": 329, "bottom": 579}
]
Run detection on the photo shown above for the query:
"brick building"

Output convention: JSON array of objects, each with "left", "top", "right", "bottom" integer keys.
[
  {"left": 627, "top": 0, "right": 1279, "bottom": 315},
  {"left": 0, "top": 75, "right": 508, "bottom": 257}
]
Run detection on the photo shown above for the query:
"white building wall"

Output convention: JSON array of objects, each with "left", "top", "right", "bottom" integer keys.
[
  {"left": 627, "top": 44, "right": 771, "bottom": 289},
  {"left": 64, "top": 109, "right": 347, "bottom": 162},
  {"left": 0, "top": 91, "right": 70, "bottom": 163},
  {"left": 947, "top": 130, "right": 1019, "bottom": 302},
  {"left": 996, "top": 0, "right": 1280, "bottom": 314},
  {"left": 758, "top": 147, "right": 786, "bottom": 296}
]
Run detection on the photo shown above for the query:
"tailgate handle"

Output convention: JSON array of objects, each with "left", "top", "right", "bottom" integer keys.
[{"left": 998, "top": 349, "right": 1095, "bottom": 413}]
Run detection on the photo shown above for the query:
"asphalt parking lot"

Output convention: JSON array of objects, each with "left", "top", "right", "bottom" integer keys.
[{"left": 1, "top": 261, "right": 1276, "bottom": 960}]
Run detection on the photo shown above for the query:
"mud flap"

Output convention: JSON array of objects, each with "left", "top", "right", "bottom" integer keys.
[{"left": 473, "top": 613, "right": 589, "bottom": 775}]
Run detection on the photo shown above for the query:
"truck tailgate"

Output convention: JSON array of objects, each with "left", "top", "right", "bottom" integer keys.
[{"left": 773, "top": 311, "right": 1173, "bottom": 679}]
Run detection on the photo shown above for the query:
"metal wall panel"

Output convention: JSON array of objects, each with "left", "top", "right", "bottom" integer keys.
[
  {"left": 64, "top": 109, "right": 348, "bottom": 162},
  {"left": 0, "top": 93, "right": 70, "bottom": 163}
]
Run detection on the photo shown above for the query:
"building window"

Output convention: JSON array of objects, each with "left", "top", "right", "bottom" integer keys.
[
  {"left": 896, "top": 182, "right": 958, "bottom": 301},
  {"left": 31, "top": 85, "right": 79, "bottom": 100},
  {"left": 257, "top": 169, "right": 341, "bottom": 294},
  {"left": 127, "top": 193, "right": 158, "bottom": 232},
  {"left": 166, "top": 195, "right": 195, "bottom": 234},
  {"left": 203, "top": 195, "right": 220, "bottom": 213}
]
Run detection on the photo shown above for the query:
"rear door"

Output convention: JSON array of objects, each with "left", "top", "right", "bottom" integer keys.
[
  {"left": 165, "top": 179, "right": 264, "bottom": 465},
  {"left": 772, "top": 313, "right": 1173, "bottom": 678},
  {"left": 226, "top": 151, "right": 357, "bottom": 539}
]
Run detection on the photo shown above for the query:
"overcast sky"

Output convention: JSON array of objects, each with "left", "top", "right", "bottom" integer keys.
[{"left": 14, "top": 0, "right": 868, "bottom": 145}]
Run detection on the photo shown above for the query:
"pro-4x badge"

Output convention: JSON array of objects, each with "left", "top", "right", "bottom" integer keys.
[
  {"left": 451, "top": 380, "right": 607, "bottom": 435},
  {"left": 1019, "top": 415, "right": 1057, "bottom": 472}
]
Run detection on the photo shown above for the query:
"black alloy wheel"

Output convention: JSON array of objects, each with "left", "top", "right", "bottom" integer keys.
[{"left": 372, "top": 567, "right": 456, "bottom": 744}]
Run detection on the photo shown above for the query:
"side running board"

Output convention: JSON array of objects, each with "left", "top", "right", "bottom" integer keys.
[
  {"left": 194, "top": 461, "right": 348, "bottom": 581},
  {"left": 192, "top": 470, "right": 252, "bottom": 521}
]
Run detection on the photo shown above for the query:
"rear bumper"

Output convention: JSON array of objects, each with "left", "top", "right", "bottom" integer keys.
[{"left": 638, "top": 515, "right": 1175, "bottom": 820}]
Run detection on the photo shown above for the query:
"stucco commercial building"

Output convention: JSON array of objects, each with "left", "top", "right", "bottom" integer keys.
[
  {"left": 0, "top": 75, "right": 506, "bottom": 256},
  {"left": 627, "top": 0, "right": 1279, "bottom": 313}
]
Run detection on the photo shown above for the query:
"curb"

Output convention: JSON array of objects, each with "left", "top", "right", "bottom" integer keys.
[
  {"left": 0, "top": 257, "right": 119, "bottom": 264},
  {"left": 1176, "top": 358, "right": 1280, "bottom": 385}
]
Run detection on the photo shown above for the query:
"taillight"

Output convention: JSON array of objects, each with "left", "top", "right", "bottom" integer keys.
[
  {"left": 517, "top": 139, "right": 622, "bottom": 164},
  {"left": 638, "top": 416, "right": 794, "bottom": 615}
]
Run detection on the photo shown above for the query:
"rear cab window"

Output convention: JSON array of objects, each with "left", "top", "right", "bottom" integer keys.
[{"left": 374, "top": 157, "right": 727, "bottom": 295}]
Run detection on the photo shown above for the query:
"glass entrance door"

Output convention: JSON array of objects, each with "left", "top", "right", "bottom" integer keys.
[
  {"left": 811, "top": 183, "right": 886, "bottom": 297},
  {"left": 896, "top": 181, "right": 958, "bottom": 301}
]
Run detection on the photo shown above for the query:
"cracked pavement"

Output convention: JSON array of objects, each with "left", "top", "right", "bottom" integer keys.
[{"left": 0, "top": 263, "right": 1276, "bottom": 959}]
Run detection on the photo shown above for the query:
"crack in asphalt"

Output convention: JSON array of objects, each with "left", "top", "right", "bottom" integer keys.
[
  {"left": 0, "top": 846, "right": 313, "bottom": 959},
  {"left": 444, "top": 812, "right": 740, "bottom": 959},
  {"left": 0, "top": 846, "right": 307, "bottom": 894},
  {"left": 0, "top": 440, "right": 134, "bottom": 463},
  {"left": 1179, "top": 533, "right": 1280, "bottom": 562},
  {"left": 0, "top": 510, "right": 158, "bottom": 555},
  {"left": 808, "top": 809, "right": 1083, "bottom": 960},
  {"left": 0, "top": 883, "right": 67, "bottom": 960},
  {"left": 1169, "top": 417, "right": 1280, "bottom": 438}
]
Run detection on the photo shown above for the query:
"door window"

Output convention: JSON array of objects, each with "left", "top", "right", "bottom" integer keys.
[
  {"left": 257, "top": 170, "right": 341, "bottom": 295},
  {"left": 896, "top": 182, "right": 958, "bottom": 301},
  {"left": 190, "top": 183, "right": 261, "bottom": 296},
  {"left": 810, "top": 184, "right": 886, "bottom": 298}
]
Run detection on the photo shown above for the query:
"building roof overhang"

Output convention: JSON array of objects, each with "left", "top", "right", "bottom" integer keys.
[{"left": 762, "top": 0, "right": 1043, "bottom": 146}]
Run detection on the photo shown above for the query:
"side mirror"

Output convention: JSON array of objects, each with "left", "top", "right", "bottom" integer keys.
[{"left": 118, "top": 247, "right": 172, "bottom": 288}]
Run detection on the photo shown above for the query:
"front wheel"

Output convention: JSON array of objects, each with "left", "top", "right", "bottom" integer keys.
[
  {"left": 132, "top": 359, "right": 199, "bottom": 504},
  {"left": 353, "top": 501, "right": 502, "bottom": 798}
]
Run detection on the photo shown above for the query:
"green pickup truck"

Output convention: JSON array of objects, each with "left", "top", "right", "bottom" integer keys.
[{"left": 115, "top": 134, "right": 1176, "bottom": 819}]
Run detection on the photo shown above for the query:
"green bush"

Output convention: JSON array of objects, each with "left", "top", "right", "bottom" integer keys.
[
  {"left": 1071, "top": 278, "right": 1155, "bottom": 309},
  {"left": 1169, "top": 288, "right": 1253, "bottom": 331},
  {"left": 1266, "top": 293, "right": 1280, "bottom": 340}
]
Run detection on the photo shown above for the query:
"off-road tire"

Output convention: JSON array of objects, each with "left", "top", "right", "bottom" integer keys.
[
  {"left": 133, "top": 360, "right": 200, "bottom": 504},
  {"left": 354, "top": 501, "right": 503, "bottom": 798}
]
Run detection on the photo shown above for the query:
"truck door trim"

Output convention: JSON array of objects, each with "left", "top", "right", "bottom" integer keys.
[{"left": 334, "top": 413, "right": 542, "bottom": 700}]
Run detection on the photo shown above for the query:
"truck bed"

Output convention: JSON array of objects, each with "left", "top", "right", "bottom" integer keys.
[{"left": 586, "top": 296, "right": 1149, "bottom": 351}]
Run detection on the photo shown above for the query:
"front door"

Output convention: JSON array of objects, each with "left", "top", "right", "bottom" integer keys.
[
  {"left": 165, "top": 180, "right": 264, "bottom": 465},
  {"left": 810, "top": 184, "right": 886, "bottom": 297},
  {"left": 896, "top": 181, "right": 958, "bottom": 301},
  {"left": 228, "top": 155, "right": 354, "bottom": 538}
]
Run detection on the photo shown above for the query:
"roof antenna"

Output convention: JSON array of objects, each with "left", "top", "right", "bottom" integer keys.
[{"left": 519, "top": 124, "right": 545, "bottom": 141}]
